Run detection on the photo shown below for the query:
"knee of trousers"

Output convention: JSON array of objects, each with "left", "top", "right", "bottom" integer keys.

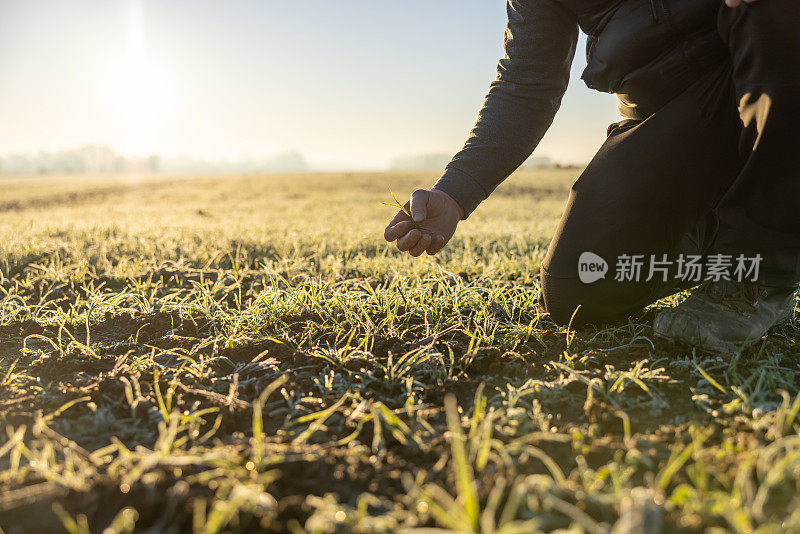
[{"left": 539, "top": 271, "right": 642, "bottom": 327}]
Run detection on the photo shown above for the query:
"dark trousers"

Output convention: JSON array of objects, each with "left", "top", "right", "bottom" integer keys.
[{"left": 540, "top": 1, "right": 800, "bottom": 326}]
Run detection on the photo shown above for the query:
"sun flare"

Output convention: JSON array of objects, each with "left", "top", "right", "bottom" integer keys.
[
  {"left": 104, "top": 0, "right": 170, "bottom": 156},
  {"left": 107, "top": 57, "right": 167, "bottom": 155}
]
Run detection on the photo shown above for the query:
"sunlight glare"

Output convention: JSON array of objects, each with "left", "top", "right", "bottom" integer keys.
[{"left": 106, "top": 0, "right": 169, "bottom": 156}]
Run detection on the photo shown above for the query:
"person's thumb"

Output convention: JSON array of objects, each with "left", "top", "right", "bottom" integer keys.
[{"left": 409, "top": 190, "right": 429, "bottom": 223}]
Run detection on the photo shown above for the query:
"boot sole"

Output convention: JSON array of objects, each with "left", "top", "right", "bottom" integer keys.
[
  {"left": 652, "top": 329, "right": 757, "bottom": 355},
  {"left": 653, "top": 309, "right": 794, "bottom": 355}
]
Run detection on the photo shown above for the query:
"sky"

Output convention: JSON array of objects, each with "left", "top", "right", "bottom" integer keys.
[{"left": 0, "top": 0, "right": 620, "bottom": 169}]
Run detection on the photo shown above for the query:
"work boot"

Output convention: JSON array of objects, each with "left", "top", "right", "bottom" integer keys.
[{"left": 653, "top": 280, "right": 798, "bottom": 353}]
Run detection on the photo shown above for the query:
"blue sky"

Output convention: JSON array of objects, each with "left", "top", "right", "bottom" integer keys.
[{"left": 0, "top": 0, "right": 620, "bottom": 168}]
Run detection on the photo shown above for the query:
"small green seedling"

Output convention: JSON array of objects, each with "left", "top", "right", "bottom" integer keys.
[
  {"left": 382, "top": 189, "right": 422, "bottom": 230},
  {"left": 381, "top": 188, "right": 411, "bottom": 218}
]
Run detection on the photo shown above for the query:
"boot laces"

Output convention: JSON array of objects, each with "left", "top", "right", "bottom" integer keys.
[{"left": 698, "top": 280, "right": 760, "bottom": 311}]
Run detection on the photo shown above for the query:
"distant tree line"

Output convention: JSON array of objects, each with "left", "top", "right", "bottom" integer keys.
[
  {"left": 0, "top": 146, "right": 159, "bottom": 174},
  {"left": 1, "top": 147, "right": 577, "bottom": 175},
  {"left": 0, "top": 147, "right": 311, "bottom": 175}
]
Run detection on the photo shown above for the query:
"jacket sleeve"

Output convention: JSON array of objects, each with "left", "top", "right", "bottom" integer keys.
[{"left": 432, "top": 0, "right": 578, "bottom": 218}]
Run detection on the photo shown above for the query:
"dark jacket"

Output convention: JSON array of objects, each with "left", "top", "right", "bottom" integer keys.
[{"left": 433, "top": 0, "right": 729, "bottom": 218}]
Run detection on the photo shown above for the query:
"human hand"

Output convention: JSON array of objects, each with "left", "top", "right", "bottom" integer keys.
[
  {"left": 724, "top": 0, "right": 759, "bottom": 7},
  {"left": 383, "top": 189, "right": 464, "bottom": 257}
]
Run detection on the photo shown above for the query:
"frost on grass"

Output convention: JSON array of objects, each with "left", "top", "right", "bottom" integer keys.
[{"left": 0, "top": 171, "right": 799, "bottom": 533}]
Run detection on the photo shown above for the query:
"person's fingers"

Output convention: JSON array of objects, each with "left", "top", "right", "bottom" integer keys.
[
  {"left": 387, "top": 208, "right": 411, "bottom": 227},
  {"left": 426, "top": 235, "right": 447, "bottom": 255},
  {"left": 384, "top": 220, "right": 415, "bottom": 242},
  {"left": 725, "top": 0, "right": 740, "bottom": 6},
  {"left": 409, "top": 233, "right": 432, "bottom": 257},
  {"left": 409, "top": 190, "right": 429, "bottom": 223},
  {"left": 396, "top": 229, "right": 422, "bottom": 252}
]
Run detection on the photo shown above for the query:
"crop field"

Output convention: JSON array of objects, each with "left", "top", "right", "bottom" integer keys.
[{"left": 0, "top": 170, "right": 799, "bottom": 533}]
